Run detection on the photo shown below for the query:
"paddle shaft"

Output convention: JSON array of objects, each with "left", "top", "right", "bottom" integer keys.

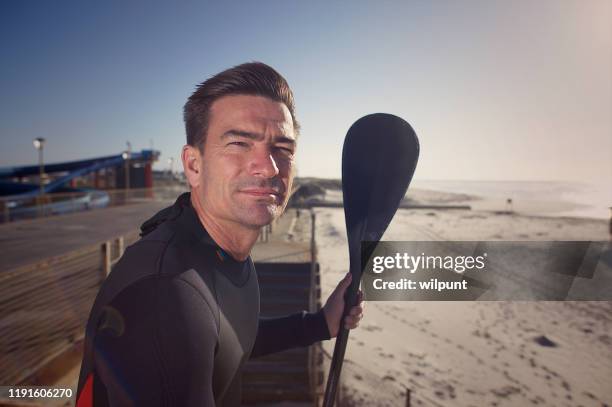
[{"left": 322, "top": 274, "right": 361, "bottom": 407}]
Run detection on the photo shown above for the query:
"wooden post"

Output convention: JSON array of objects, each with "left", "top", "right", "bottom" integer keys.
[
  {"left": 102, "top": 241, "right": 111, "bottom": 277},
  {"left": 405, "top": 387, "right": 411, "bottom": 407},
  {"left": 118, "top": 236, "right": 125, "bottom": 257},
  {"left": 310, "top": 210, "right": 317, "bottom": 266},
  {"left": 309, "top": 208, "right": 322, "bottom": 403}
]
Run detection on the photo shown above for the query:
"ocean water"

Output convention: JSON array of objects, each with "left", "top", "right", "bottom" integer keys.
[{"left": 411, "top": 180, "right": 611, "bottom": 219}]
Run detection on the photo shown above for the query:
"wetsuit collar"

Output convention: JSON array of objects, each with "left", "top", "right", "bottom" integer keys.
[
  {"left": 140, "top": 192, "right": 217, "bottom": 246},
  {"left": 175, "top": 193, "right": 247, "bottom": 264},
  {"left": 175, "top": 192, "right": 218, "bottom": 246},
  {"left": 141, "top": 192, "right": 249, "bottom": 264}
]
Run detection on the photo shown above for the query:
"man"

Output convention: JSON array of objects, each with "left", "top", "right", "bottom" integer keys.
[{"left": 76, "top": 62, "right": 364, "bottom": 406}]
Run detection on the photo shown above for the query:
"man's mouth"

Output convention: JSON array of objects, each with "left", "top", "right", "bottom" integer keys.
[{"left": 240, "top": 189, "right": 282, "bottom": 198}]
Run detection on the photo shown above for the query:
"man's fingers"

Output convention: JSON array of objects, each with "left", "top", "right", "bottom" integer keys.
[
  {"left": 335, "top": 272, "right": 352, "bottom": 294},
  {"left": 349, "top": 306, "right": 363, "bottom": 316},
  {"left": 344, "top": 315, "right": 361, "bottom": 325},
  {"left": 344, "top": 320, "right": 360, "bottom": 329}
]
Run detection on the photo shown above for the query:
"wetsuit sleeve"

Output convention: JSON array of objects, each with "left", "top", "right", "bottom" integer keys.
[
  {"left": 250, "top": 309, "right": 331, "bottom": 358},
  {"left": 93, "top": 277, "right": 218, "bottom": 406}
]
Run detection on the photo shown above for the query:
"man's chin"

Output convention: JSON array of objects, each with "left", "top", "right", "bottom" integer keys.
[{"left": 237, "top": 205, "right": 282, "bottom": 228}]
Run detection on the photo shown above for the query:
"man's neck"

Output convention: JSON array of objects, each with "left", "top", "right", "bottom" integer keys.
[{"left": 190, "top": 193, "right": 259, "bottom": 261}]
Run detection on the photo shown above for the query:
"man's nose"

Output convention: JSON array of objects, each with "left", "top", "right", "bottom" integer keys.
[{"left": 249, "top": 146, "right": 279, "bottom": 178}]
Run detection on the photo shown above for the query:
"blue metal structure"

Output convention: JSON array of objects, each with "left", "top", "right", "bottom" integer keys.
[
  {"left": 0, "top": 150, "right": 159, "bottom": 221},
  {"left": 0, "top": 150, "right": 159, "bottom": 198}
]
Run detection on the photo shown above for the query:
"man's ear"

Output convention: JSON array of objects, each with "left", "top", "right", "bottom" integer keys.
[{"left": 181, "top": 144, "right": 202, "bottom": 189}]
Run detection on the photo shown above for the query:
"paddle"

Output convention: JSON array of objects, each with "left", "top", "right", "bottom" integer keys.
[{"left": 322, "top": 113, "right": 420, "bottom": 406}]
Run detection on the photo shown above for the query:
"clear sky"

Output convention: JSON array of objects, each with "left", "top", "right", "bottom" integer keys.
[{"left": 1, "top": 0, "right": 610, "bottom": 186}]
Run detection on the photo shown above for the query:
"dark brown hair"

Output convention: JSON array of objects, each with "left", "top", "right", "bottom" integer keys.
[{"left": 183, "top": 62, "right": 300, "bottom": 150}]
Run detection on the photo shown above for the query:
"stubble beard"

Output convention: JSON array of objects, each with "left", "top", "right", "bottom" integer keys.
[
  {"left": 231, "top": 175, "right": 292, "bottom": 229},
  {"left": 231, "top": 194, "right": 285, "bottom": 229}
]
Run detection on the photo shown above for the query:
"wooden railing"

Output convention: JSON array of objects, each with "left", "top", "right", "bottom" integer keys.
[{"left": 0, "top": 231, "right": 140, "bottom": 385}]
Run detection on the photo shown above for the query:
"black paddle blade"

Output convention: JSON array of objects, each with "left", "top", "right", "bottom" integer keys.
[
  {"left": 323, "top": 113, "right": 419, "bottom": 407},
  {"left": 342, "top": 113, "right": 420, "bottom": 279}
]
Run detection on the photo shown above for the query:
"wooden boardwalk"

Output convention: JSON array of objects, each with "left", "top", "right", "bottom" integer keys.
[
  {"left": 0, "top": 199, "right": 312, "bottom": 272},
  {"left": 0, "top": 201, "right": 171, "bottom": 272}
]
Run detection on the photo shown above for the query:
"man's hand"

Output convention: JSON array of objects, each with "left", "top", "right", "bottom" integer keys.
[{"left": 322, "top": 273, "right": 364, "bottom": 338}]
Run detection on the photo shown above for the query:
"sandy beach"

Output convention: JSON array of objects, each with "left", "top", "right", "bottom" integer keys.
[{"left": 290, "top": 185, "right": 611, "bottom": 407}]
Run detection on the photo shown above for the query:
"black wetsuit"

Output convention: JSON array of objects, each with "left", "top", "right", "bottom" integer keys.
[{"left": 76, "top": 192, "right": 330, "bottom": 406}]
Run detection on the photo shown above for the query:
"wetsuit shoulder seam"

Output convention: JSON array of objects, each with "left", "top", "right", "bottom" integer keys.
[
  {"left": 156, "top": 227, "right": 220, "bottom": 333},
  {"left": 93, "top": 237, "right": 171, "bottom": 314},
  {"left": 173, "top": 277, "right": 221, "bottom": 336},
  {"left": 154, "top": 227, "right": 218, "bottom": 323},
  {"left": 154, "top": 228, "right": 177, "bottom": 275}
]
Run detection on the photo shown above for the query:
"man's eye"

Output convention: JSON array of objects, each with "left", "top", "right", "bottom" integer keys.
[
  {"left": 228, "top": 142, "right": 248, "bottom": 147},
  {"left": 275, "top": 146, "right": 294, "bottom": 154}
]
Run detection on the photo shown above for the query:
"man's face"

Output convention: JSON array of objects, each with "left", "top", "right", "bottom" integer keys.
[{"left": 194, "top": 94, "right": 296, "bottom": 229}]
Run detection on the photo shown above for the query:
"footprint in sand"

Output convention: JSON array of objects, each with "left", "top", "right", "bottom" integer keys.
[
  {"left": 491, "top": 385, "right": 520, "bottom": 399},
  {"left": 598, "top": 334, "right": 612, "bottom": 346},
  {"left": 378, "top": 352, "right": 395, "bottom": 359},
  {"left": 561, "top": 380, "right": 570, "bottom": 392},
  {"left": 362, "top": 324, "right": 383, "bottom": 332},
  {"left": 432, "top": 381, "right": 457, "bottom": 400}
]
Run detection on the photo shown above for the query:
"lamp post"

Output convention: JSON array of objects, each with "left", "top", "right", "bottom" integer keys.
[
  {"left": 125, "top": 141, "right": 132, "bottom": 190},
  {"left": 33, "top": 137, "right": 46, "bottom": 216},
  {"left": 122, "top": 143, "right": 131, "bottom": 202}
]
